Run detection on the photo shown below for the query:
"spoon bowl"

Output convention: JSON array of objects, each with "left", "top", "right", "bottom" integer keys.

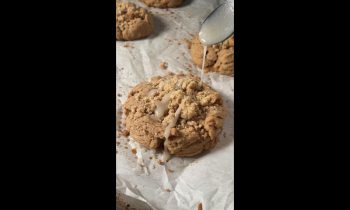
[{"left": 199, "top": 2, "right": 234, "bottom": 46}]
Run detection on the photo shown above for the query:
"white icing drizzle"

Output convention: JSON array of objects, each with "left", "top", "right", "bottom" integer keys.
[
  {"left": 129, "top": 140, "right": 149, "bottom": 175},
  {"left": 147, "top": 88, "right": 158, "bottom": 97},
  {"left": 200, "top": 45, "right": 208, "bottom": 85},
  {"left": 162, "top": 104, "right": 183, "bottom": 162},
  {"left": 164, "top": 106, "right": 182, "bottom": 139},
  {"left": 154, "top": 94, "right": 171, "bottom": 119},
  {"left": 175, "top": 79, "right": 184, "bottom": 90},
  {"left": 161, "top": 148, "right": 171, "bottom": 163},
  {"left": 158, "top": 81, "right": 165, "bottom": 91}
]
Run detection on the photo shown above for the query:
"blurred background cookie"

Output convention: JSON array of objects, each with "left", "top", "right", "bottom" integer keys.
[
  {"left": 116, "top": 2, "right": 153, "bottom": 40},
  {"left": 190, "top": 35, "right": 234, "bottom": 76}
]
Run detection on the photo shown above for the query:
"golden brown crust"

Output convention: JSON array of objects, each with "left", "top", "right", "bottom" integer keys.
[
  {"left": 116, "top": 2, "right": 153, "bottom": 41},
  {"left": 190, "top": 35, "right": 234, "bottom": 76},
  {"left": 123, "top": 73, "right": 225, "bottom": 157},
  {"left": 140, "top": 0, "right": 183, "bottom": 8}
]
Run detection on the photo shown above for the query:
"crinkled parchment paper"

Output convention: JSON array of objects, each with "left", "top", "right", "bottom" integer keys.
[{"left": 116, "top": 0, "right": 233, "bottom": 209}]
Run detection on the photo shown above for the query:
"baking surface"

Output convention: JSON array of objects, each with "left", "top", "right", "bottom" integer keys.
[{"left": 117, "top": 0, "right": 233, "bottom": 209}]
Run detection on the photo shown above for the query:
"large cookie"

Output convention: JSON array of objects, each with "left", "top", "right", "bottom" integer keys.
[
  {"left": 116, "top": 2, "right": 153, "bottom": 41},
  {"left": 140, "top": 0, "right": 183, "bottom": 8},
  {"left": 123, "top": 73, "right": 225, "bottom": 157},
  {"left": 190, "top": 35, "right": 234, "bottom": 76}
]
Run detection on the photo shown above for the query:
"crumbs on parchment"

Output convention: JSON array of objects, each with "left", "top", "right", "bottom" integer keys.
[
  {"left": 160, "top": 62, "right": 168, "bottom": 70},
  {"left": 121, "top": 130, "right": 129, "bottom": 137}
]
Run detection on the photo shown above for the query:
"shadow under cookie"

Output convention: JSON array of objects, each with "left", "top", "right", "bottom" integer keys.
[{"left": 148, "top": 15, "right": 167, "bottom": 39}]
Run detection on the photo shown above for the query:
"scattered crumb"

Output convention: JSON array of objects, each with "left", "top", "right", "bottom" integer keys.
[
  {"left": 124, "top": 146, "right": 128, "bottom": 149},
  {"left": 165, "top": 189, "right": 171, "bottom": 192},
  {"left": 168, "top": 169, "right": 174, "bottom": 173},
  {"left": 176, "top": 57, "right": 179, "bottom": 59},
  {"left": 198, "top": 203, "right": 203, "bottom": 210},
  {"left": 117, "top": 93, "right": 122, "bottom": 97},
  {"left": 149, "top": 156, "right": 152, "bottom": 159},
  {"left": 131, "top": 148, "right": 137, "bottom": 155},
  {"left": 157, "top": 160, "right": 164, "bottom": 165},
  {"left": 223, "top": 132, "right": 226, "bottom": 138},
  {"left": 123, "top": 43, "right": 134, "bottom": 48},
  {"left": 116, "top": 141, "right": 120, "bottom": 145},
  {"left": 160, "top": 62, "right": 168, "bottom": 70},
  {"left": 121, "top": 130, "right": 129, "bottom": 137}
]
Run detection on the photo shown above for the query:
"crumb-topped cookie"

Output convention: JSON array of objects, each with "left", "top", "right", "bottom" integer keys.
[
  {"left": 140, "top": 0, "right": 183, "bottom": 8},
  {"left": 123, "top": 73, "right": 225, "bottom": 157},
  {"left": 116, "top": 2, "right": 153, "bottom": 41},
  {"left": 190, "top": 35, "right": 234, "bottom": 76}
]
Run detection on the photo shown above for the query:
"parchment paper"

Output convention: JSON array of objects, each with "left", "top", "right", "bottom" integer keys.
[{"left": 117, "top": 1, "right": 233, "bottom": 209}]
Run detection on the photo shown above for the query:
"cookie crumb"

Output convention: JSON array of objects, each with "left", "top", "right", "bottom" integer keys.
[
  {"left": 117, "top": 93, "right": 122, "bottom": 97},
  {"left": 116, "top": 141, "right": 120, "bottom": 145},
  {"left": 123, "top": 44, "right": 131, "bottom": 48},
  {"left": 165, "top": 189, "right": 171, "bottom": 192},
  {"left": 121, "top": 130, "right": 130, "bottom": 137},
  {"left": 168, "top": 168, "right": 174, "bottom": 173},
  {"left": 124, "top": 146, "right": 128, "bottom": 149},
  {"left": 198, "top": 203, "right": 203, "bottom": 210},
  {"left": 131, "top": 148, "right": 137, "bottom": 154},
  {"left": 157, "top": 160, "right": 164, "bottom": 165},
  {"left": 183, "top": 39, "right": 191, "bottom": 49},
  {"left": 160, "top": 62, "right": 168, "bottom": 70}
]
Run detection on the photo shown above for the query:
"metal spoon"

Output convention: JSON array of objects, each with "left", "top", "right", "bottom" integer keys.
[{"left": 199, "top": 2, "right": 234, "bottom": 45}]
